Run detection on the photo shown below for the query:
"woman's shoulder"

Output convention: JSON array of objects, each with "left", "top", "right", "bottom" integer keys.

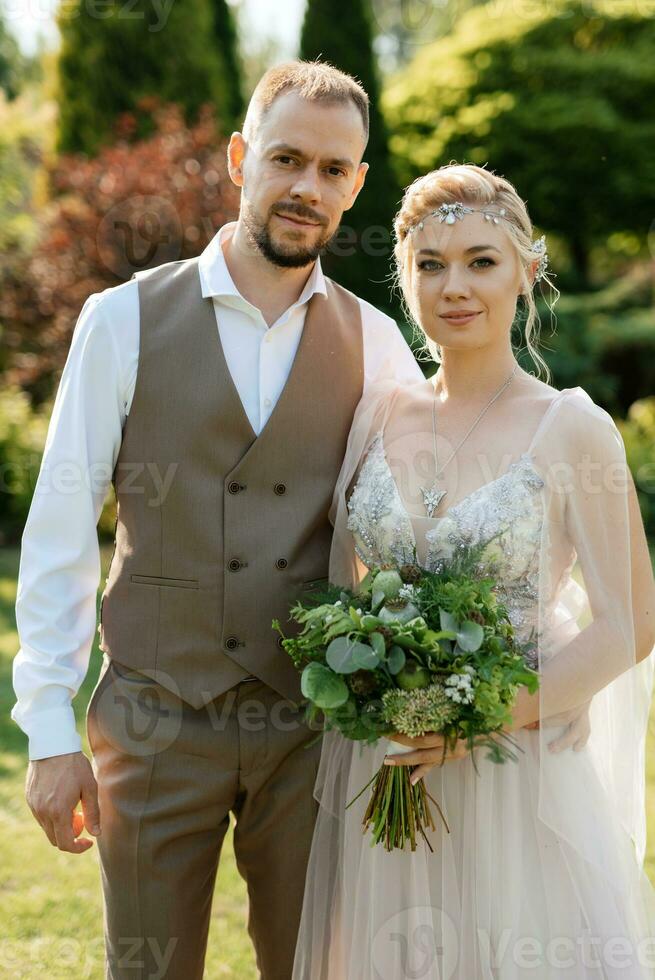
[{"left": 529, "top": 382, "right": 622, "bottom": 461}]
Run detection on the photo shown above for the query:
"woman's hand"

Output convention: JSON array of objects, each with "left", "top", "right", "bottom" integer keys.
[{"left": 384, "top": 732, "right": 475, "bottom": 785}]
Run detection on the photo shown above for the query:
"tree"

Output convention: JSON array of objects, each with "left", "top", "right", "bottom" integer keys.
[
  {"left": 209, "top": 0, "right": 244, "bottom": 127},
  {"left": 56, "top": 0, "right": 244, "bottom": 155},
  {"left": 384, "top": 0, "right": 655, "bottom": 287},
  {"left": 300, "top": 0, "right": 401, "bottom": 310},
  {"left": 1, "top": 99, "right": 239, "bottom": 404},
  {"left": 371, "top": 0, "right": 488, "bottom": 72},
  {"left": 0, "top": 10, "right": 25, "bottom": 99}
]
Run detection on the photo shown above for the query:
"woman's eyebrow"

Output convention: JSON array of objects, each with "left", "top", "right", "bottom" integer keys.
[{"left": 417, "top": 245, "right": 501, "bottom": 256}]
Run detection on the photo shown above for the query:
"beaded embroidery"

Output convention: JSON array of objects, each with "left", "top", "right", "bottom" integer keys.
[{"left": 347, "top": 430, "right": 546, "bottom": 667}]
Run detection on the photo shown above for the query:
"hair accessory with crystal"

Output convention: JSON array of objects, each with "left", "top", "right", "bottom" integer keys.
[{"left": 408, "top": 201, "right": 549, "bottom": 284}]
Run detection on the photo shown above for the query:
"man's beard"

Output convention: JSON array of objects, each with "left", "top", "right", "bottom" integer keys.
[{"left": 242, "top": 200, "right": 337, "bottom": 268}]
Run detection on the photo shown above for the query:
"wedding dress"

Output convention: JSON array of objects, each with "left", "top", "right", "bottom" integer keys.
[{"left": 292, "top": 379, "right": 655, "bottom": 980}]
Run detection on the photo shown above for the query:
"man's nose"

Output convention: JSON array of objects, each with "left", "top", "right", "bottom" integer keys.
[{"left": 289, "top": 166, "right": 322, "bottom": 204}]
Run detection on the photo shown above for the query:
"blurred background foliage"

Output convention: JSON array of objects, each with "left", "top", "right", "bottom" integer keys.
[{"left": 0, "top": 0, "right": 654, "bottom": 546}]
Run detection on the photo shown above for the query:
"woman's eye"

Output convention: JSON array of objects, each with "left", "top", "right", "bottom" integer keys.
[{"left": 417, "top": 257, "right": 496, "bottom": 272}]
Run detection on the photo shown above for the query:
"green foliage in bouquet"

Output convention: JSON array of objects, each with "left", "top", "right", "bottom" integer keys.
[
  {"left": 273, "top": 538, "right": 540, "bottom": 852},
  {"left": 274, "top": 537, "right": 538, "bottom": 763}
]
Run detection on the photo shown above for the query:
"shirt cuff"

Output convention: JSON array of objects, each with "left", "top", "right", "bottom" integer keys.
[{"left": 11, "top": 704, "right": 83, "bottom": 761}]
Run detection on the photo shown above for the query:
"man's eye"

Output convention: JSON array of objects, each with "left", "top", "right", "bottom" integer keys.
[
  {"left": 327, "top": 167, "right": 346, "bottom": 177},
  {"left": 274, "top": 156, "right": 295, "bottom": 165}
]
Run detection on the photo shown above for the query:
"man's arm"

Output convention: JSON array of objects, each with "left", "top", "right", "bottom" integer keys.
[
  {"left": 358, "top": 300, "right": 425, "bottom": 389},
  {"left": 12, "top": 290, "right": 128, "bottom": 761}
]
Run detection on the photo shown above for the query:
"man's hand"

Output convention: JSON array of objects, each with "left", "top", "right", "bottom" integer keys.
[
  {"left": 524, "top": 700, "right": 592, "bottom": 753},
  {"left": 25, "top": 751, "right": 101, "bottom": 853}
]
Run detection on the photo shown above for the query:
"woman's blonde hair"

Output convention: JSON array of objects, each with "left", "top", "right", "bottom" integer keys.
[{"left": 393, "top": 163, "right": 558, "bottom": 382}]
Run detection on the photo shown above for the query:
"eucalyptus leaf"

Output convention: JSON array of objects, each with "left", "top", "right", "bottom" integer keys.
[
  {"left": 371, "top": 590, "right": 386, "bottom": 610},
  {"left": 457, "top": 620, "right": 484, "bottom": 652},
  {"left": 440, "top": 609, "right": 459, "bottom": 633},
  {"left": 369, "top": 631, "right": 386, "bottom": 659},
  {"left": 326, "top": 636, "right": 376, "bottom": 674},
  {"left": 387, "top": 645, "right": 406, "bottom": 675},
  {"left": 301, "top": 663, "right": 349, "bottom": 709},
  {"left": 351, "top": 644, "right": 381, "bottom": 671}
]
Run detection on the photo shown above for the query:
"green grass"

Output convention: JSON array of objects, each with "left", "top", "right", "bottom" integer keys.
[{"left": 2, "top": 544, "right": 655, "bottom": 976}]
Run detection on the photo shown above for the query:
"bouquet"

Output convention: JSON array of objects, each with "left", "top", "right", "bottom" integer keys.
[{"left": 273, "top": 540, "right": 539, "bottom": 852}]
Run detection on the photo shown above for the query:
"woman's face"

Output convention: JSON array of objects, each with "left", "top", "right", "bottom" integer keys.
[{"left": 407, "top": 211, "right": 525, "bottom": 352}]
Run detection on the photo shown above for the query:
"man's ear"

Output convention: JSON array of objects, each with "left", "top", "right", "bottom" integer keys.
[
  {"left": 343, "top": 161, "right": 369, "bottom": 212},
  {"left": 227, "top": 133, "right": 246, "bottom": 188}
]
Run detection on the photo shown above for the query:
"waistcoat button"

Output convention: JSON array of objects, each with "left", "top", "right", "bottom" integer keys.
[
  {"left": 277, "top": 636, "right": 285, "bottom": 649},
  {"left": 274, "top": 483, "right": 286, "bottom": 495},
  {"left": 275, "top": 558, "right": 288, "bottom": 570},
  {"left": 228, "top": 558, "right": 243, "bottom": 572},
  {"left": 225, "top": 636, "right": 241, "bottom": 650},
  {"left": 228, "top": 482, "right": 243, "bottom": 494}
]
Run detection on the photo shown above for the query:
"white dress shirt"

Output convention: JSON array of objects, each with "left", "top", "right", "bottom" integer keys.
[{"left": 11, "top": 221, "right": 424, "bottom": 761}]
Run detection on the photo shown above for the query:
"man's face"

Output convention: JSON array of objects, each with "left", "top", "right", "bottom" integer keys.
[{"left": 229, "top": 91, "right": 369, "bottom": 268}]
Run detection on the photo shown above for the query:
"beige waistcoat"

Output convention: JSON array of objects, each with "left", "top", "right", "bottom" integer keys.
[{"left": 98, "top": 256, "right": 364, "bottom": 707}]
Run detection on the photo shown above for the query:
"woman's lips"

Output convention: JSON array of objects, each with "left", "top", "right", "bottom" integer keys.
[{"left": 440, "top": 312, "right": 480, "bottom": 325}]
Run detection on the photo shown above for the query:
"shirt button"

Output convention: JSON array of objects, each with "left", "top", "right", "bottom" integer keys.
[
  {"left": 275, "top": 558, "right": 288, "bottom": 570},
  {"left": 274, "top": 483, "right": 286, "bottom": 495},
  {"left": 264, "top": 398, "right": 272, "bottom": 408}
]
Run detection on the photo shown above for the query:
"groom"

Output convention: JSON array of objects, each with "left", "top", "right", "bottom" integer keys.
[{"left": 12, "top": 61, "right": 424, "bottom": 979}]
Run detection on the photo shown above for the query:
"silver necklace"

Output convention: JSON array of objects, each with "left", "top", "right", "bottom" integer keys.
[{"left": 421, "top": 363, "right": 519, "bottom": 518}]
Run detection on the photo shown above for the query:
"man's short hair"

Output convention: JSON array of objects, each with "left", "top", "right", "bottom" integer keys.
[{"left": 242, "top": 60, "right": 369, "bottom": 146}]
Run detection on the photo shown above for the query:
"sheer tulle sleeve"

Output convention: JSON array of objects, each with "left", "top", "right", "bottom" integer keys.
[
  {"left": 535, "top": 387, "right": 655, "bottom": 878},
  {"left": 536, "top": 388, "right": 655, "bottom": 715},
  {"left": 328, "top": 378, "right": 424, "bottom": 590}
]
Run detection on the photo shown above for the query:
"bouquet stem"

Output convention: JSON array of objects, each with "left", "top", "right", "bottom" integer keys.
[{"left": 347, "top": 746, "right": 450, "bottom": 853}]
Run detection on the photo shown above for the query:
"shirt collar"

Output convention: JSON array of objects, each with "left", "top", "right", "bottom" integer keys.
[{"left": 197, "top": 221, "right": 328, "bottom": 310}]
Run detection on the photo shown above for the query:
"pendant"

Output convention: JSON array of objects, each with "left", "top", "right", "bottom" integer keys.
[{"left": 421, "top": 484, "right": 447, "bottom": 518}]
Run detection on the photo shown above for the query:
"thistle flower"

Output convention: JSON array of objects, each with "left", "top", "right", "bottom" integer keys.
[{"left": 382, "top": 684, "right": 458, "bottom": 738}]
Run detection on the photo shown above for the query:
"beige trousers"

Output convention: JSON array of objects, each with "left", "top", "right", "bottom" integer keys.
[{"left": 86, "top": 654, "right": 321, "bottom": 980}]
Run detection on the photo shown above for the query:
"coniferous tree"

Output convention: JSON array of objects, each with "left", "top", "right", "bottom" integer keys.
[
  {"left": 300, "top": 0, "right": 400, "bottom": 310},
  {"left": 209, "top": 0, "right": 244, "bottom": 129},
  {"left": 57, "top": 0, "right": 243, "bottom": 155}
]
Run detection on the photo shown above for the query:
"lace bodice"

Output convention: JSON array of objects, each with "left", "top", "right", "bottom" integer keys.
[{"left": 346, "top": 430, "right": 546, "bottom": 666}]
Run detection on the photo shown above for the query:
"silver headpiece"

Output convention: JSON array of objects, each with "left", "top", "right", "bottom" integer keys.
[{"left": 408, "top": 201, "right": 549, "bottom": 283}]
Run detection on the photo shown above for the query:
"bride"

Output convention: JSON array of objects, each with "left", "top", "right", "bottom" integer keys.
[{"left": 292, "top": 164, "right": 655, "bottom": 979}]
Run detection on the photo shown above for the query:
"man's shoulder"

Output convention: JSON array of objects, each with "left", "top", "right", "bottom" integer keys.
[
  {"left": 130, "top": 255, "right": 199, "bottom": 286},
  {"left": 322, "top": 277, "right": 398, "bottom": 331}
]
